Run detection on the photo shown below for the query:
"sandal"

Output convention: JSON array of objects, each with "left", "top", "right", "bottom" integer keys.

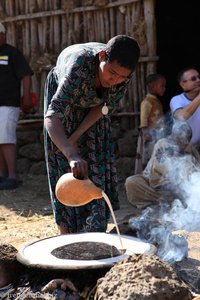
[{"left": 0, "top": 178, "right": 22, "bottom": 190}]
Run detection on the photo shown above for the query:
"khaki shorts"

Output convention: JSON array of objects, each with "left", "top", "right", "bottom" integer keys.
[{"left": 0, "top": 106, "right": 20, "bottom": 144}]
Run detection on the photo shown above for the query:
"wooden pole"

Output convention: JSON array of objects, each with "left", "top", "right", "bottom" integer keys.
[{"left": 143, "top": 0, "right": 156, "bottom": 73}]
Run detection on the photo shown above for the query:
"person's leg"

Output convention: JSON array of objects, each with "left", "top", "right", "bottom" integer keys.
[
  {"left": 0, "top": 147, "right": 8, "bottom": 179},
  {"left": 125, "top": 174, "right": 162, "bottom": 209},
  {"left": 0, "top": 107, "right": 20, "bottom": 189},
  {"left": 57, "top": 225, "right": 69, "bottom": 234},
  {"left": 0, "top": 144, "right": 17, "bottom": 179},
  {"left": 0, "top": 143, "right": 20, "bottom": 189}
]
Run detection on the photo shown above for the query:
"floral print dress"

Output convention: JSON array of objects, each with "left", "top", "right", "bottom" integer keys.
[{"left": 44, "top": 42, "right": 129, "bottom": 233}]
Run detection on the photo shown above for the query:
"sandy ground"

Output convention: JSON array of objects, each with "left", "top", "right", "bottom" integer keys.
[
  {"left": 0, "top": 174, "right": 200, "bottom": 293},
  {"left": 0, "top": 175, "right": 57, "bottom": 248},
  {"left": 0, "top": 174, "right": 137, "bottom": 249}
]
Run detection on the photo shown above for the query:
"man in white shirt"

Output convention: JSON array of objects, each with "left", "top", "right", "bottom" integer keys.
[{"left": 170, "top": 67, "right": 200, "bottom": 148}]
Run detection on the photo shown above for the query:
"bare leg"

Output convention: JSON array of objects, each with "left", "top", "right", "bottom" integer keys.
[
  {"left": 58, "top": 225, "right": 69, "bottom": 234},
  {"left": 0, "top": 144, "right": 17, "bottom": 179},
  {"left": 0, "top": 146, "right": 8, "bottom": 178}
]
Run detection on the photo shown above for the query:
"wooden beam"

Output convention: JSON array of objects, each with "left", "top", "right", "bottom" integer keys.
[
  {"left": 1, "top": 0, "right": 140, "bottom": 23},
  {"left": 70, "top": 0, "right": 139, "bottom": 13},
  {"left": 139, "top": 56, "right": 159, "bottom": 62},
  {"left": 1, "top": 9, "right": 65, "bottom": 22},
  {"left": 112, "top": 112, "right": 140, "bottom": 117}
]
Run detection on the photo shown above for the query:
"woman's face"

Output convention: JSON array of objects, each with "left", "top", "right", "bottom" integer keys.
[{"left": 98, "top": 51, "right": 132, "bottom": 88}]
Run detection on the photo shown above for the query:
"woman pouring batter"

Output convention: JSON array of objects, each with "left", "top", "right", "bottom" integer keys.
[{"left": 44, "top": 35, "right": 140, "bottom": 234}]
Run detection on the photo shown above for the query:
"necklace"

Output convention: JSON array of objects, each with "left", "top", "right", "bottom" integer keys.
[{"left": 102, "top": 103, "right": 109, "bottom": 115}]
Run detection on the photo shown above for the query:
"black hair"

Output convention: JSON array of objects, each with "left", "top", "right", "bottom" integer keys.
[
  {"left": 146, "top": 73, "right": 165, "bottom": 86},
  {"left": 177, "top": 67, "right": 198, "bottom": 83},
  {"left": 104, "top": 35, "right": 140, "bottom": 71}
]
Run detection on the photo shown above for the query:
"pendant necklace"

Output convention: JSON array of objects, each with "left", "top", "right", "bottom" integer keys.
[{"left": 102, "top": 102, "right": 109, "bottom": 115}]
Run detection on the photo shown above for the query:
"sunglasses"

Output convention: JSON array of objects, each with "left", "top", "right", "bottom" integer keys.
[{"left": 183, "top": 75, "right": 200, "bottom": 82}]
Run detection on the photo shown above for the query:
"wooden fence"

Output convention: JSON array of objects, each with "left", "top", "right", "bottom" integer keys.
[{"left": 0, "top": 0, "right": 158, "bottom": 128}]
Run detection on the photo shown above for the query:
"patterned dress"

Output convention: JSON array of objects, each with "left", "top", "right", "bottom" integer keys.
[{"left": 44, "top": 42, "right": 130, "bottom": 233}]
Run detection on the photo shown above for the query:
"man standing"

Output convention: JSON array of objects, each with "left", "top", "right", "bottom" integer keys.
[
  {"left": 0, "top": 22, "right": 33, "bottom": 190},
  {"left": 170, "top": 67, "right": 200, "bottom": 149}
]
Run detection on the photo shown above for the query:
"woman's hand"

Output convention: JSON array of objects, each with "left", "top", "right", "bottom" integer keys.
[
  {"left": 68, "top": 154, "right": 88, "bottom": 179},
  {"left": 45, "top": 115, "right": 88, "bottom": 179}
]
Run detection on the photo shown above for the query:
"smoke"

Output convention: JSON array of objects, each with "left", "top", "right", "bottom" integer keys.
[{"left": 129, "top": 152, "right": 200, "bottom": 263}]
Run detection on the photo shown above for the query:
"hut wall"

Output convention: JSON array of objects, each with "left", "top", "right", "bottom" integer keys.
[{"left": 0, "top": 0, "right": 157, "bottom": 128}]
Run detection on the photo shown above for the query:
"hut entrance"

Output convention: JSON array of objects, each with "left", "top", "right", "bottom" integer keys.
[{"left": 155, "top": 1, "right": 200, "bottom": 113}]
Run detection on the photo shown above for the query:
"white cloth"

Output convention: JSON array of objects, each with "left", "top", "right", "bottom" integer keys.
[
  {"left": 170, "top": 93, "right": 200, "bottom": 145},
  {"left": 0, "top": 106, "right": 20, "bottom": 144}
]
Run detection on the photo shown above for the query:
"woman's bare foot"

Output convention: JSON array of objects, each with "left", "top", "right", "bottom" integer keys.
[{"left": 58, "top": 225, "right": 69, "bottom": 234}]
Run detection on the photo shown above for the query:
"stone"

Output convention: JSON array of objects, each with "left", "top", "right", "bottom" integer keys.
[
  {"left": 18, "top": 143, "right": 44, "bottom": 161},
  {"left": 17, "top": 158, "right": 31, "bottom": 174},
  {"left": 17, "top": 130, "right": 39, "bottom": 146},
  {"left": 29, "top": 161, "right": 47, "bottom": 175}
]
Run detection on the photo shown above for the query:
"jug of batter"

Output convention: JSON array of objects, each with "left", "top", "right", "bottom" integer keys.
[{"left": 55, "top": 172, "right": 103, "bottom": 206}]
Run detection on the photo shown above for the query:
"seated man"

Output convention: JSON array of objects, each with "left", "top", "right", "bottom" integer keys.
[
  {"left": 170, "top": 67, "right": 200, "bottom": 150},
  {"left": 125, "top": 120, "right": 200, "bottom": 209}
]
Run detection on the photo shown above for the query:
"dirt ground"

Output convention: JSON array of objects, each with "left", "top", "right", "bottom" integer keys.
[
  {"left": 0, "top": 174, "right": 200, "bottom": 294},
  {"left": 0, "top": 174, "right": 140, "bottom": 249},
  {"left": 0, "top": 174, "right": 57, "bottom": 248}
]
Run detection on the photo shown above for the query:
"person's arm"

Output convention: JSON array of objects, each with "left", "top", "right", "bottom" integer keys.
[
  {"left": 45, "top": 115, "right": 88, "bottom": 179},
  {"left": 69, "top": 105, "right": 103, "bottom": 147},
  {"left": 174, "top": 92, "right": 200, "bottom": 120},
  {"left": 45, "top": 105, "right": 103, "bottom": 178},
  {"left": 21, "top": 75, "right": 32, "bottom": 113}
]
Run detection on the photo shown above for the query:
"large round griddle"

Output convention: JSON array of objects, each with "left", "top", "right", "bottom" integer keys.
[{"left": 17, "top": 232, "right": 156, "bottom": 270}]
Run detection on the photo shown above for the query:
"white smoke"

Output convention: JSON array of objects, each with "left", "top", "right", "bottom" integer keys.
[
  {"left": 129, "top": 151, "right": 200, "bottom": 263},
  {"left": 162, "top": 164, "right": 200, "bottom": 231}
]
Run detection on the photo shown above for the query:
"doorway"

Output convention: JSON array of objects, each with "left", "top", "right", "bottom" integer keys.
[{"left": 155, "top": 1, "right": 200, "bottom": 113}]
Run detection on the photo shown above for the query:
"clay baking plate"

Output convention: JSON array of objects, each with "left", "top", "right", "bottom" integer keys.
[{"left": 17, "top": 232, "right": 156, "bottom": 270}]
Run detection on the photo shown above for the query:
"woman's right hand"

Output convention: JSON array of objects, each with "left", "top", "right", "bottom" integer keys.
[
  {"left": 68, "top": 155, "right": 88, "bottom": 179},
  {"left": 68, "top": 136, "right": 88, "bottom": 178}
]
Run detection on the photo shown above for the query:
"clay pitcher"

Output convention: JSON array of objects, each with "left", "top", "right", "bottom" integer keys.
[{"left": 55, "top": 173, "right": 103, "bottom": 206}]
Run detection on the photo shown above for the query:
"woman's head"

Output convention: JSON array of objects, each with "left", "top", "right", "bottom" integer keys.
[
  {"left": 104, "top": 35, "right": 140, "bottom": 71},
  {"left": 97, "top": 35, "right": 140, "bottom": 88}
]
